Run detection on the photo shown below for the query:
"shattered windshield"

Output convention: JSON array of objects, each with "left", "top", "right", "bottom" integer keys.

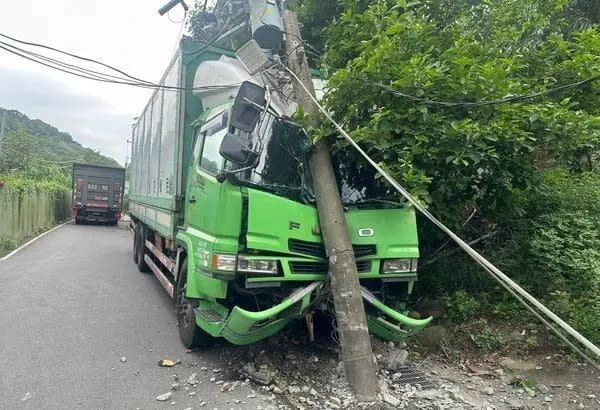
[
  {"left": 229, "top": 112, "right": 400, "bottom": 207},
  {"left": 330, "top": 150, "right": 403, "bottom": 207},
  {"left": 233, "top": 113, "right": 313, "bottom": 202}
]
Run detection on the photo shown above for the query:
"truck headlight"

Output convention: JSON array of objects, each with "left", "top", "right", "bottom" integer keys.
[
  {"left": 381, "top": 258, "right": 418, "bottom": 273},
  {"left": 237, "top": 256, "right": 278, "bottom": 275},
  {"left": 212, "top": 254, "right": 236, "bottom": 271}
]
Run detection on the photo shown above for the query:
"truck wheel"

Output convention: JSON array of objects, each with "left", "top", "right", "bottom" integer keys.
[
  {"left": 136, "top": 225, "right": 150, "bottom": 273},
  {"left": 75, "top": 218, "right": 80, "bottom": 225},
  {"left": 176, "top": 260, "right": 212, "bottom": 348},
  {"left": 133, "top": 225, "right": 140, "bottom": 264}
]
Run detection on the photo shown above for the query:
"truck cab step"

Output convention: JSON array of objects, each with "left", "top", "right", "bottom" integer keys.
[{"left": 195, "top": 309, "right": 225, "bottom": 323}]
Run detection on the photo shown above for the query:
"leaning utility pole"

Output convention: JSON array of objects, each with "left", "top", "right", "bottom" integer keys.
[
  {"left": 0, "top": 109, "right": 7, "bottom": 154},
  {"left": 282, "top": 11, "right": 379, "bottom": 401}
]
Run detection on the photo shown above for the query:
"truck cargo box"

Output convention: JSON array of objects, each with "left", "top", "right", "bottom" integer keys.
[
  {"left": 72, "top": 163, "right": 125, "bottom": 224},
  {"left": 129, "top": 38, "right": 236, "bottom": 239}
]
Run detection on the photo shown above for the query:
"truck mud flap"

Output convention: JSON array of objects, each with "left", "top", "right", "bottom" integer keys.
[
  {"left": 361, "top": 287, "right": 432, "bottom": 342},
  {"left": 219, "top": 282, "right": 322, "bottom": 345}
]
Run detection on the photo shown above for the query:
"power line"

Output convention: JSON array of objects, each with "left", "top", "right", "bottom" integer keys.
[
  {"left": 353, "top": 74, "right": 600, "bottom": 107},
  {"left": 0, "top": 32, "right": 154, "bottom": 85},
  {"left": 281, "top": 32, "right": 599, "bottom": 108},
  {"left": 0, "top": 42, "right": 260, "bottom": 92},
  {"left": 182, "top": 16, "right": 232, "bottom": 55},
  {"left": 0, "top": 33, "right": 272, "bottom": 92},
  {"left": 0, "top": 41, "right": 148, "bottom": 85},
  {"left": 0, "top": 44, "right": 165, "bottom": 90}
]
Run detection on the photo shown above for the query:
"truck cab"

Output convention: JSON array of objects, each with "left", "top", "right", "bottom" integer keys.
[
  {"left": 176, "top": 84, "right": 430, "bottom": 345},
  {"left": 129, "top": 39, "right": 430, "bottom": 348}
]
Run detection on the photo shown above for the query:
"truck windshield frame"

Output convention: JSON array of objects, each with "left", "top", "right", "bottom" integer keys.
[
  {"left": 195, "top": 108, "right": 402, "bottom": 208},
  {"left": 223, "top": 112, "right": 313, "bottom": 203}
]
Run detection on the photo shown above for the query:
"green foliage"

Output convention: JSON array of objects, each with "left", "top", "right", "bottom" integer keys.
[
  {"left": 493, "top": 297, "right": 525, "bottom": 320},
  {"left": 525, "top": 335, "right": 539, "bottom": 349},
  {"left": 510, "top": 376, "right": 537, "bottom": 397},
  {"left": 0, "top": 174, "right": 69, "bottom": 194},
  {"left": 445, "top": 290, "right": 481, "bottom": 324},
  {"left": 303, "top": 0, "right": 600, "bottom": 348},
  {"left": 471, "top": 321, "right": 507, "bottom": 352},
  {"left": 0, "top": 236, "right": 16, "bottom": 258},
  {"left": 420, "top": 171, "right": 600, "bottom": 343},
  {"left": 287, "top": 0, "right": 343, "bottom": 56},
  {"left": 322, "top": 0, "right": 600, "bottom": 222},
  {"left": 0, "top": 108, "right": 120, "bottom": 189}
]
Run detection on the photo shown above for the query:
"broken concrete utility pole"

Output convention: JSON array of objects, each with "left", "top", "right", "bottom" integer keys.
[{"left": 281, "top": 10, "right": 379, "bottom": 401}]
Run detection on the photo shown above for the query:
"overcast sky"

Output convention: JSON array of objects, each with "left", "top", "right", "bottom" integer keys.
[{"left": 0, "top": 0, "right": 190, "bottom": 165}]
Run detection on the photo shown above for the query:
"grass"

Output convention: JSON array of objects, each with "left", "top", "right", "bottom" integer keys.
[{"left": 0, "top": 237, "right": 17, "bottom": 258}]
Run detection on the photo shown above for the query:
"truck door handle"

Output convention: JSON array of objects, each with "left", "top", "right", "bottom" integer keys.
[{"left": 188, "top": 196, "right": 196, "bottom": 204}]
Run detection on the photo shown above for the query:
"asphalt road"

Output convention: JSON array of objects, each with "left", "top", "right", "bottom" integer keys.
[{"left": 0, "top": 222, "right": 270, "bottom": 410}]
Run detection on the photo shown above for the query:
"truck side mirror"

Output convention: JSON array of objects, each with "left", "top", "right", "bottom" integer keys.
[
  {"left": 219, "top": 133, "right": 257, "bottom": 165},
  {"left": 231, "top": 81, "right": 266, "bottom": 133}
]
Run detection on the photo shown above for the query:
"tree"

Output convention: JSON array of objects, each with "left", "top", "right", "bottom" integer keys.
[{"left": 319, "top": 0, "right": 600, "bottom": 223}]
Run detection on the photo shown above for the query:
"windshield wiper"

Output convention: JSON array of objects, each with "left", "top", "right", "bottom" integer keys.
[
  {"left": 344, "top": 198, "right": 404, "bottom": 208},
  {"left": 259, "top": 183, "right": 302, "bottom": 196}
]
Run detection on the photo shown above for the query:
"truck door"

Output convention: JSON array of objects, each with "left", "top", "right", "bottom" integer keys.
[{"left": 185, "top": 111, "right": 229, "bottom": 235}]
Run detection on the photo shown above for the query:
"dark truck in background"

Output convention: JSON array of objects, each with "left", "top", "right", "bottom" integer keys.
[{"left": 72, "top": 164, "right": 125, "bottom": 225}]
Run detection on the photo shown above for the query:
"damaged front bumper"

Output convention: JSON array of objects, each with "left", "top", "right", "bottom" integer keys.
[
  {"left": 201, "top": 282, "right": 432, "bottom": 345},
  {"left": 362, "top": 287, "right": 432, "bottom": 342},
  {"left": 219, "top": 282, "right": 322, "bottom": 345}
]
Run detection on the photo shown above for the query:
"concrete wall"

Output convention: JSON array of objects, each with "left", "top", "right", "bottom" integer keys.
[{"left": 0, "top": 187, "right": 71, "bottom": 243}]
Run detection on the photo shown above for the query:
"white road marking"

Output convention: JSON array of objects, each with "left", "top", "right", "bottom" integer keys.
[{"left": 0, "top": 219, "right": 73, "bottom": 262}]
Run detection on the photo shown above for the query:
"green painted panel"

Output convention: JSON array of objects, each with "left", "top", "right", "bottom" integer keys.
[
  {"left": 345, "top": 207, "right": 420, "bottom": 258},
  {"left": 246, "top": 189, "right": 322, "bottom": 255}
]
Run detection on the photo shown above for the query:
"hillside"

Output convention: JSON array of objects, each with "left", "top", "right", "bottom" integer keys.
[{"left": 0, "top": 108, "right": 120, "bottom": 175}]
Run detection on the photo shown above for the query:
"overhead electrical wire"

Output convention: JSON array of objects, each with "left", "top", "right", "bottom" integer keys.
[
  {"left": 0, "top": 44, "right": 163, "bottom": 90},
  {"left": 0, "top": 41, "right": 147, "bottom": 84},
  {"left": 3, "top": 28, "right": 599, "bottom": 105},
  {"left": 0, "top": 32, "right": 154, "bottom": 85},
  {"left": 0, "top": 41, "right": 265, "bottom": 93},
  {"left": 356, "top": 74, "right": 600, "bottom": 107},
  {"left": 287, "top": 40, "right": 599, "bottom": 108}
]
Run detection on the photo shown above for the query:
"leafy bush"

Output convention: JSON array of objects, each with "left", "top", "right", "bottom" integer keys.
[
  {"left": 0, "top": 237, "right": 16, "bottom": 258},
  {"left": 421, "top": 170, "right": 600, "bottom": 344},
  {"left": 445, "top": 290, "right": 482, "bottom": 324},
  {"left": 472, "top": 322, "right": 507, "bottom": 352}
]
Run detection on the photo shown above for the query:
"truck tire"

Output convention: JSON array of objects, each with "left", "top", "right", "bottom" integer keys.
[
  {"left": 136, "top": 225, "right": 151, "bottom": 273},
  {"left": 176, "top": 260, "right": 212, "bottom": 348},
  {"left": 133, "top": 225, "right": 140, "bottom": 264}
]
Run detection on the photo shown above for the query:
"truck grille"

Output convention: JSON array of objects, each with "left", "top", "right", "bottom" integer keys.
[
  {"left": 353, "top": 244, "right": 377, "bottom": 257},
  {"left": 289, "top": 260, "right": 372, "bottom": 274},
  {"left": 288, "top": 239, "right": 326, "bottom": 258},
  {"left": 288, "top": 239, "right": 377, "bottom": 259}
]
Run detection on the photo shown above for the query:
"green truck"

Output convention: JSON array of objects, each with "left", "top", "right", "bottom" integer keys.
[{"left": 129, "top": 37, "right": 431, "bottom": 347}]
